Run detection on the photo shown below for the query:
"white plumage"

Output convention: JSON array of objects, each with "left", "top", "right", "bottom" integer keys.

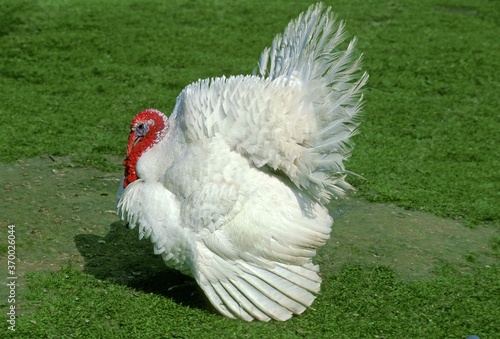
[{"left": 116, "top": 3, "right": 367, "bottom": 321}]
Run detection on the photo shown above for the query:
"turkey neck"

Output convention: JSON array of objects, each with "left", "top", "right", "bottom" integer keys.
[{"left": 135, "top": 120, "right": 184, "bottom": 184}]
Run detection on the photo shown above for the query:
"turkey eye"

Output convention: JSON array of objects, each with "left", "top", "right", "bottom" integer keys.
[{"left": 135, "top": 123, "right": 149, "bottom": 137}]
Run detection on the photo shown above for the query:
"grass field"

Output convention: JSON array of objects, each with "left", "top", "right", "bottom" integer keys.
[{"left": 1, "top": 0, "right": 499, "bottom": 337}]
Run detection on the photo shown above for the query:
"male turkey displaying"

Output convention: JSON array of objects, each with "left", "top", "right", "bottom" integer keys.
[{"left": 117, "top": 3, "right": 368, "bottom": 321}]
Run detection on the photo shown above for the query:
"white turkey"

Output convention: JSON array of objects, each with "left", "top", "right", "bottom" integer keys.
[{"left": 116, "top": 3, "right": 367, "bottom": 321}]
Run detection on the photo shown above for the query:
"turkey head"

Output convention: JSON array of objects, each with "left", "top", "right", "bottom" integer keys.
[{"left": 123, "top": 108, "right": 169, "bottom": 188}]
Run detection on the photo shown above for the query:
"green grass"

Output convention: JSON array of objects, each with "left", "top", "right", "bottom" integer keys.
[
  {"left": 349, "top": 1, "right": 500, "bottom": 225},
  {"left": 1, "top": 0, "right": 498, "bottom": 225},
  {"left": 10, "top": 264, "right": 500, "bottom": 338},
  {"left": 1, "top": 0, "right": 499, "bottom": 337}
]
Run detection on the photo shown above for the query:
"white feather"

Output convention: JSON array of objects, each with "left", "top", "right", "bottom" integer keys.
[{"left": 116, "top": 3, "right": 367, "bottom": 321}]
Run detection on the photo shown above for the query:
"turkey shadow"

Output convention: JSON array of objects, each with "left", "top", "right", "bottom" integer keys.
[{"left": 74, "top": 221, "right": 208, "bottom": 312}]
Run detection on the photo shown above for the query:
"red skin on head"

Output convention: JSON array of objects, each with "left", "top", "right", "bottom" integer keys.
[{"left": 123, "top": 108, "right": 168, "bottom": 188}]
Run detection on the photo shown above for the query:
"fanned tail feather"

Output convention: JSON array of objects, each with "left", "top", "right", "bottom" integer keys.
[{"left": 255, "top": 3, "right": 368, "bottom": 203}]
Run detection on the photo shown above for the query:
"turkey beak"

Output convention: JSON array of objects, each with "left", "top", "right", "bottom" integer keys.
[
  {"left": 129, "top": 126, "right": 143, "bottom": 149},
  {"left": 132, "top": 135, "right": 143, "bottom": 148}
]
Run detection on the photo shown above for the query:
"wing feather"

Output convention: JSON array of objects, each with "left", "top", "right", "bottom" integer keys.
[
  {"left": 194, "top": 245, "right": 322, "bottom": 321},
  {"left": 181, "top": 140, "right": 331, "bottom": 320},
  {"left": 171, "top": 3, "right": 367, "bottom": 203}
]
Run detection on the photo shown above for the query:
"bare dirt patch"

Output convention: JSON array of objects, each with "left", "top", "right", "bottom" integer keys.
[
  {"left": 1, "top": 156, "right": 498, "bottom": 308},
  {"left": 322, "top": 199, "right": 498, "bottom": 279}
]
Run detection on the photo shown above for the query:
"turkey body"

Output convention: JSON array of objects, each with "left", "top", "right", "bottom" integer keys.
[{"left": 117, "top": 3, "right": 367, "bottom": 321}]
